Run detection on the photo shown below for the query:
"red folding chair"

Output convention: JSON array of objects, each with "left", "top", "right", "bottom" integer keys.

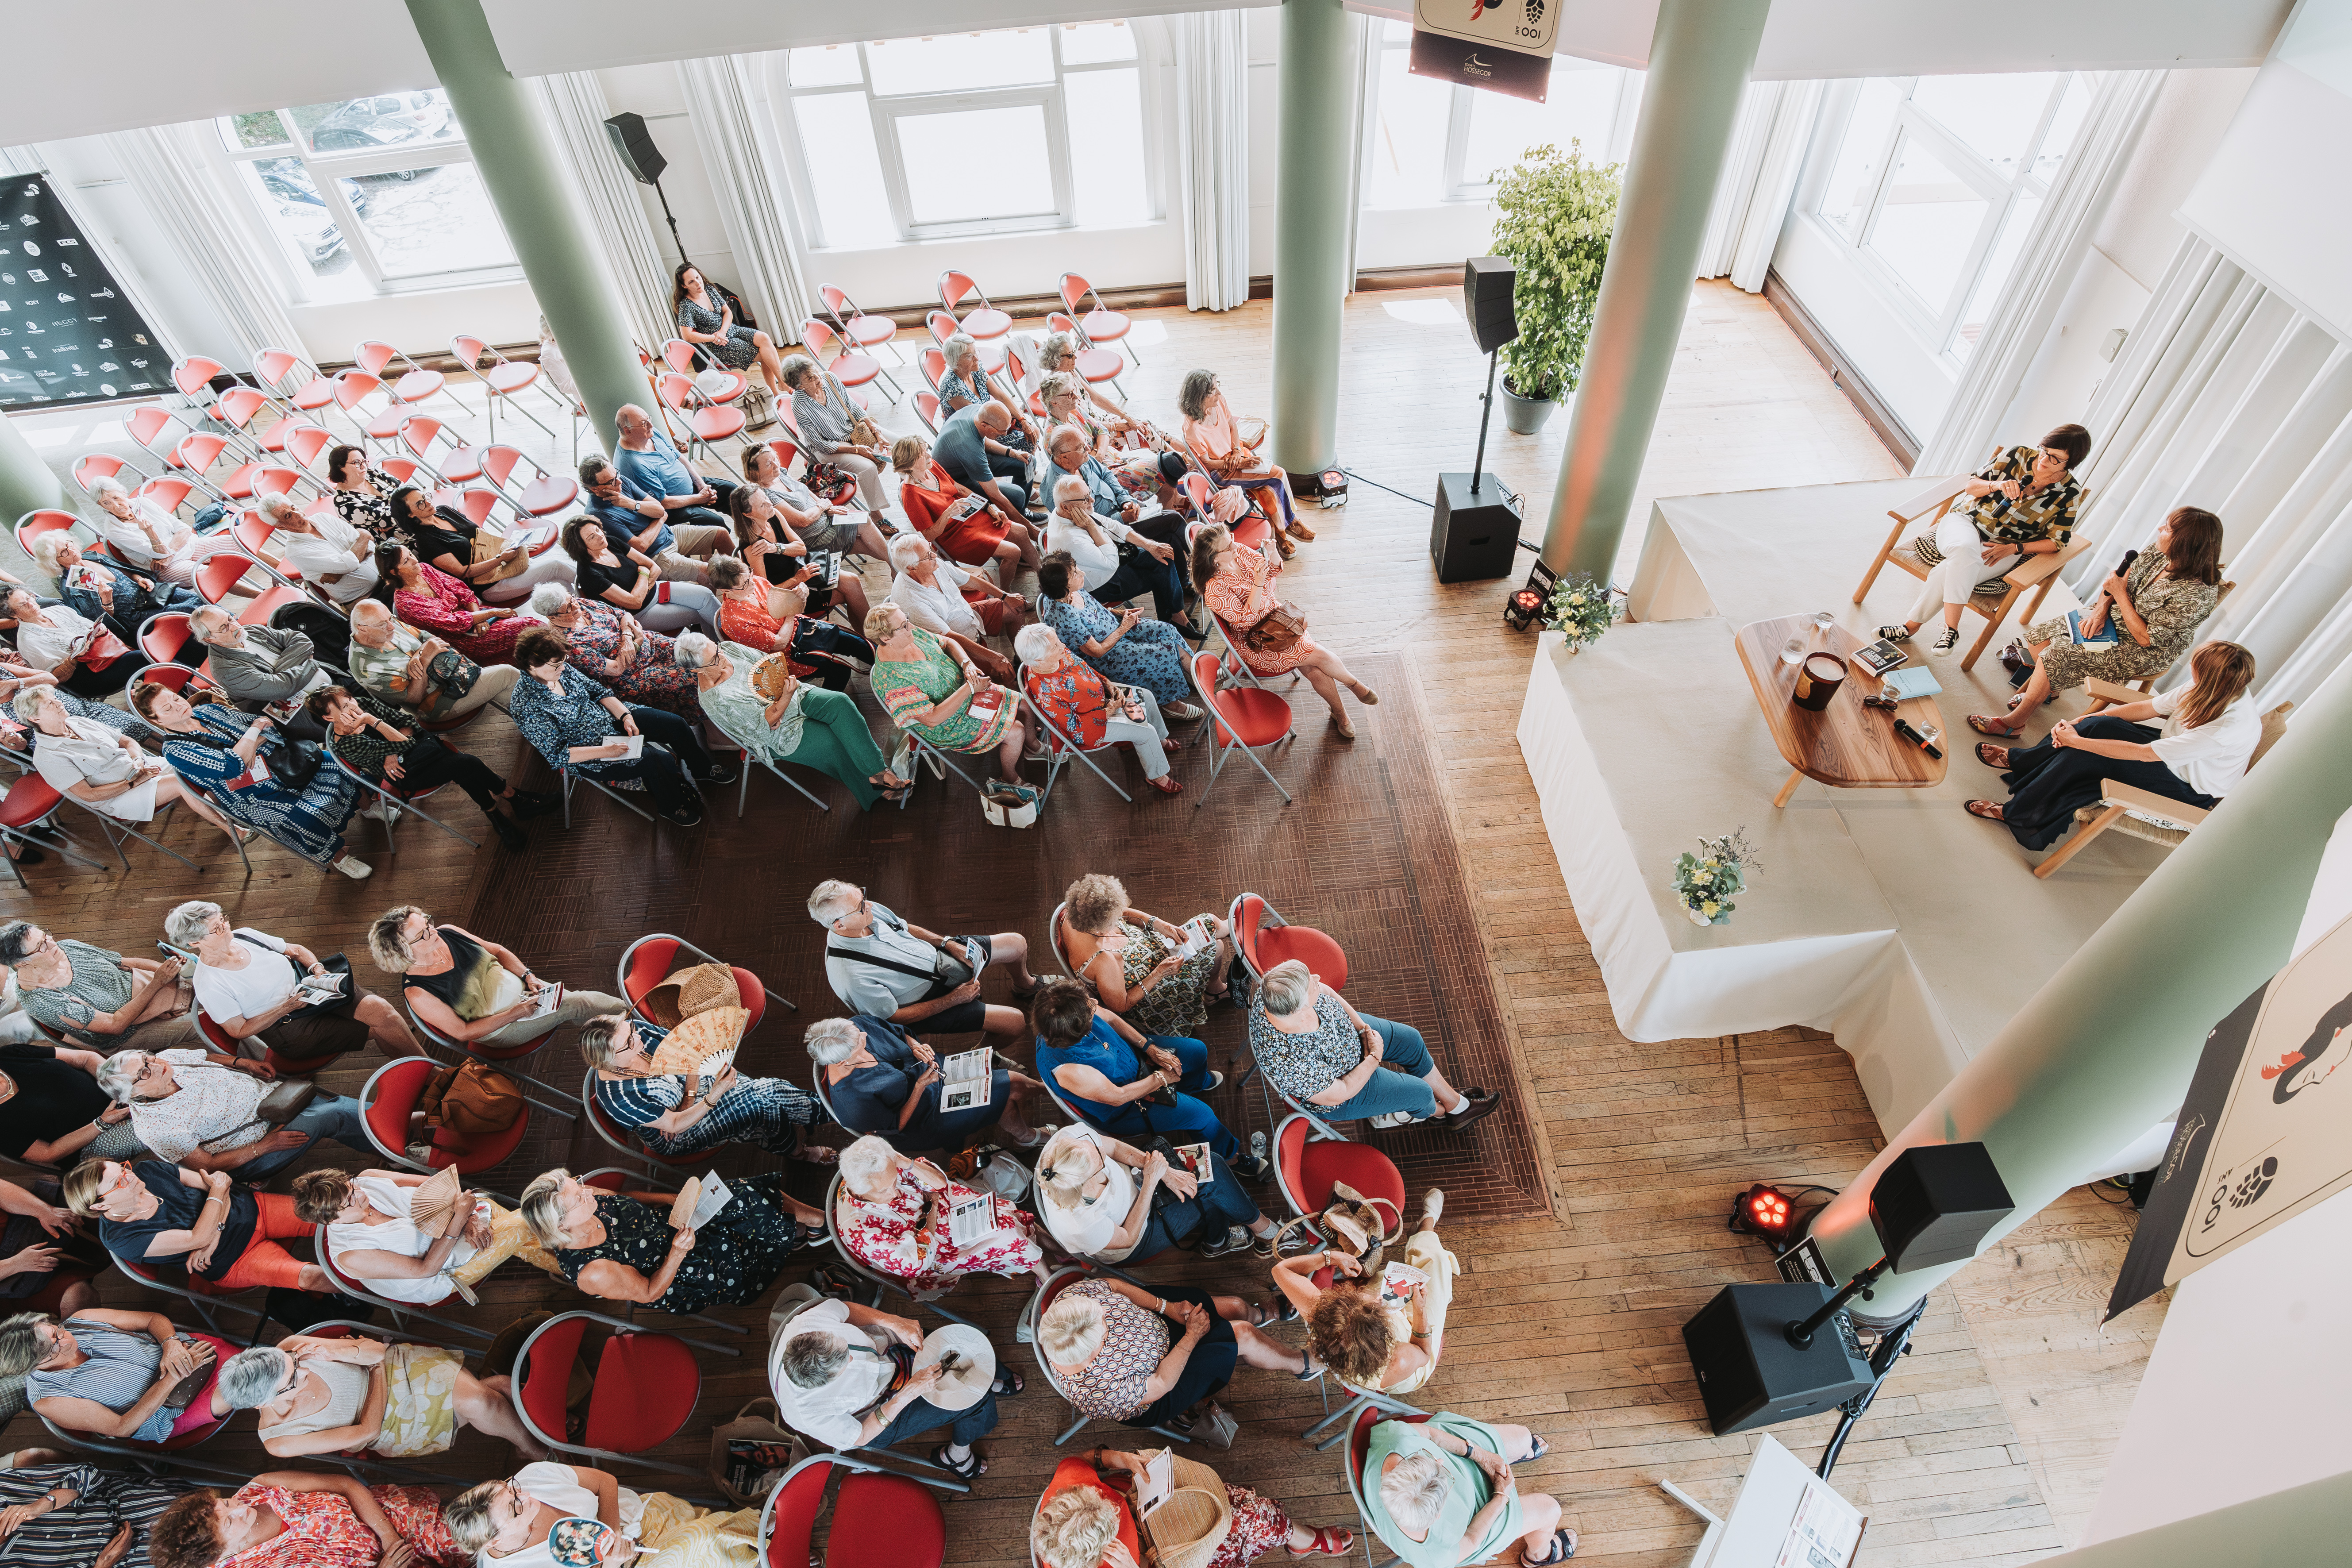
[
  {"left": 479, "top": 443, "right": 578, "bottom": 518},
  {"left": 1059, "top": 272, "right": 1138, "bottom": 363},
  {"left": 282, "top": 422, "right": 343, "bottom": 485},
  {"left": 0, "top": 772, "right": 119, "bottom": 889},
  {"left": 818, "top": 283, "right": 905, "bottom": 397},
  {"left": 1186, "top": 650, "right": 1294, "bottom": 808},
  {"left": 1345, "top": 1405, "right": 1429, "bottom": 1568},
  {"left": 127, "top": 407, "right": 229, "bottom": 504},
  {"left": 937, "top": 270, "right": 1012, "bottom": 342},
  {"left": 655, "top": 371, "right": 747, "bottom": 463},
  {"left": 450, "top": 333, "right": 567, "bottom": 444},
  {"left": 1047, "top": 312, "right": 1127, "bottom": 396},
  {"left": 208, "top": 383, "right": 297, "bottom": 465},
  {"left": 1275, "top": 1111, "right": 1405, "bottom": 1227},
  {"left": 398, "top": 415, "right": 485, "bottom": 485},
  {"left": 661, "top": 337, "right": 747, "bottom": 405},
  {"left": 74, "top": 452, "right": 148, "bottom": 497},
  {"left": 171, "top": 356, "right": 227, "bottom": 399},
  {"left": 173, "top": 429, "right": 262, "bottom": 503},
  {"left": 1231, "top": 892, "right": 1347, "bottom": 992},
  {"left": 358, "top": 1056, "right": 537, "bottom": 1197},
  {"left": 758, "top": 1454, "right": 957, "bottom": 1560},
  {"left": 803, "top": 317, "right": 891, "bottom": 402},
  {"left": 512, "top": 1310, "right": 719, "bottom": 1475},
  {"left": 138, "top": 613, "right": 203, "bottom": 670},
  {"left": 193, "top": 551, "right": 301, "bottom": 625},
  {"left": 254, "top": 346, "right": 337, "bottom": 419},
  {"left": 616, "top": 932, "right": 782, "bottom": 1034},
  {"left": 918, "top": 347, "right": 948, "bottom": 396},
  {"left": 331, "top": 370, "right": 408, "bottom": 447},
  {"left": 913, "top": 392, "right": 941, "bottom": 435},
  {"left": 354, "top": 339, "right": 463, "bottom": 424},
  {"left": 14, "top": 509, "right": 89, "bottom": 560},
  {"left": 924, "top": 310, "right": 1005, "bottom": 375}
]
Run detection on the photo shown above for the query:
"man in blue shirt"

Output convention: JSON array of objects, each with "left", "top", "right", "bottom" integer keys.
[
  {"left": 612, "top": 404, "right": 739, "bottom": 539},
  {"left": 577, "top": 455, "right": 725, "bottom": 583},
  {"left": 932, "top": 401, "right": 1035, "bottom": 526}
]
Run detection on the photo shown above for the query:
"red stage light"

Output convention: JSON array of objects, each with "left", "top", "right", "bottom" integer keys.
[{"left": 1732, "top": 1183, "right": 1795, "bottom": 1238}]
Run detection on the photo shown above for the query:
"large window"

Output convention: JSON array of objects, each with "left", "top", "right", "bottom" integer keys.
[
  {"left": 1806, "top": 73, "right": 2093, "bottom": 364},
  {"left": 1363, "top": 20, "right": 1636, "bottom": 208},
  {"left": 781, "top": 21, "right": 1159, "bottom": 249},
  {"left": 214, "top": 91, "right": 517, "bottom": 301}
]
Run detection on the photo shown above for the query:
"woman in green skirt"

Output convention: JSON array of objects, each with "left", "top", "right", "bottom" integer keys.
[{"left": 675, "top": 634, "right": 909, "bottom": 808}]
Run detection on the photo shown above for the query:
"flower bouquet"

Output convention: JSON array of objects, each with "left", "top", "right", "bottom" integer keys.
[
  {"left": 1546, "top": 572, "right": 1619, "bottom": 651},
  {"left": 1672, "top": 828, "right": 1759, "bottom": 926}
]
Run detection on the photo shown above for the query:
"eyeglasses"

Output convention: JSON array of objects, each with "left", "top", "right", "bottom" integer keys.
[{"left": 133, "top": 1056, "right": 167, "bottom": 1085}]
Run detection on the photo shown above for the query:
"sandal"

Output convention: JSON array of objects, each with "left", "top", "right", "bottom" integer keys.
[
  {"left": 1964, "top": 799, "right": 2006, "bottom": 822},
  {"left": 1966, "top": 713, "right": 2023, "bottom": 737},
  {"left": 1517, "top": 1435, "right": 1551, "bottom": 1463},
  {"left": 931, "top": 1444, "right": 988, "bottom": 1480},
  {"left": 1974, "top": 742, "right": 2009, "bottom": 769},
  {"left": 990, "top": 1367, "right": 1025, "bottom": 1397},
  {"left": 1292, "top": 1527, "right": 1357, "bottom": 1557},
  {"left": 1249, "top": 1298, "right": 1300, "bottom": 1328},
  {"left": 1518, "top": 1529, "right": 1577, "bottom": 1565},
  {"left": 1147, "top": 775, "right": 1185, "bottom": 796}
]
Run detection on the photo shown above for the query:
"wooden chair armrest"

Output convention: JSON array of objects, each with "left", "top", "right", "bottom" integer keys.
[
  {"left": 2002, "top": 540, "right": 2085, "bottom": 589},
  {"left": 2082, "top": 677, "right": 2146, "bottom": 705},
  {"left": 2099, "top": 779, "right": 2210, "bottom": 828},
  {"left": 1889, "top": 475, "right": 1970, "bottom": 525}
]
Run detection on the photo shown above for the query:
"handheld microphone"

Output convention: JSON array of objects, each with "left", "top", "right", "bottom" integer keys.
[{"left": 1892, "top": 717, "right": 1943, "bottom": 759}]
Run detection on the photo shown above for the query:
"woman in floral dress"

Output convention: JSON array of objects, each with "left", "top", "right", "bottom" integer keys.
[
  {"left": 529, "top": 582, "right": 702, "bottom": 720},
  {"left": 129, "top": 680, "right": 369, "bottom": 877},
  {"left": 1037, "top": 555, "right": 1192, "bottom": 709},
  {"left": 327, "top": 444, "right": 410, "bottom": 546},
  {"left": 833, "top": 1136, "right": 1050, "bottom": 1292},
  {"left": 865, "top": 604, "right": 1035, "bottom": 792},
  {"left": 1191, "top": 523, "right": 1378, "bottom": 739},
  {"left": 1055, "top": 871, "right": 1231, "bottom": 1035},
  {"left": 520, "top": 1167, "right": 823, "bottom": 1315},
  {"left": 148, "top": 1471, "right": 465, "bottom": 1568},
  {"left": 380, "top": 543, "right": 538, "bottom": 666}
]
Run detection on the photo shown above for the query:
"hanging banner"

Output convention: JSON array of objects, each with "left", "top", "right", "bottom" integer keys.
[
  {"left": 2107, "top": 910, "right": 2352, "bottom": 1320},
  {"left": 0, "top": 172, "right": 168, "bottom": 408},
  {"left": 1410, "top": 0, "right": 1558, "bottom": 104}
]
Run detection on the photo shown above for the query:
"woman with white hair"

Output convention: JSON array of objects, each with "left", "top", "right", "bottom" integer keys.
[
  {"left": 1251, "top": 959, "right": 1497, "bottom": 1132},
  {"left": 518, "top": 1166, "right": 821, "bottom": 1314},
  {"left": 525, "top": 578, "right": 701, "bottom": 719},
  {"left": 4, "top": 588, "right": 149, "bottom": 697},
  {"left": 255, "top": 491, "right": 380, "bottom": 605},
  {"left": 96, "top": 1043, "right": 370, "bottom": 1180},
  {"left": 32, "top": 530, "right": 198, "bottom": 643},
  {"left": 85, "top": 475, "right": 233, "bottom": 586},
  {"left": 1033, "top": 1449, "right": 1354, "bottom": 1568},
  {"left": 17, "top": 686, "right": 243, "bottom": 845},
  {"left": 169, "top": 898, "right": 421, "bottom": 1066},
  {"left": 834, "top": 1134, "right": 1052, "bottom": 1292},
  {"left": 938, "top": 332, "right": 1039, "bottom": 470},
  {"left": 886, "top": 533, "right": 1028, "bottom": 664},
  {"left": 578, "top": 1010, "right": 832, "bottom": 1163},
  {"left": 807, "top": 1013, "right": 1043, "bottom": 1150},
  {"left": 1363, "top": 1413, "right": 1570, "bottom": 1568},
  {"left": 1034, "top": 1122, "right": 1289, "bottom": 1265},
  {"left": 1016, "top": 621, "right": 1183, "bottom": 797},
  {"left": 217, "top": 1330, "right": 544, "bottom": 1462},
  {"left": 1035, "top": 333, "right": 1143, "bottom": 443},
  {"left": 771, "top": 1293, "right": 1009, "bottom": 1481},
  {"left": 1039, "top": 1275, "right": 1308, "bottom": 1437},
  {"left": 675, "top": 633, "right": 905, "bottom": 807}
]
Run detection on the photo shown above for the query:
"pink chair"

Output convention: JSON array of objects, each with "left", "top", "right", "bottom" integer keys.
[
  {"left": 253, "top": 347, "right": 337, "bottom": 417},
  {"left": 655, "top": 372, "right": 746, "bottom": 463},
  {"left": 802, "top": 318, "right": 890, "bottom": 402},
  {"left": 818, "top": 283, "right": 904, "bottom": 397},
  {"left": 936, "top": 270, "right": 1012, "bottom": 342},
  {"left": 1059, "top": 272, "right": 1138, "bottom": 363},
  {"left": 1047, "top": 312, "right": 1127, "bottom": 397},
  {"left": 913, "top": 392, "right": 941, "bottom": 435},
  {"left": 73, "top": 452, "right": 148, "bottom": 496},
  {"left": 354, "top": 339, "right": 462, "bottom": 423},
  {"left": 331, "top": 370, "right": 406, "bottom": 446},
  {"left": 449, "top": 333, "right": 568, "bottom": 445},
  {"left": 398, "top": 415, "right": 485, "bottom": 485},
  {"left": 1187, "top": 650, "right": 1294, "bottom": 808},
  {"left": 662, "top": 337, "right": 748, "bottom": 405},
  {"left": 481, "top": 444, "right": 578, "bottom": 517}
]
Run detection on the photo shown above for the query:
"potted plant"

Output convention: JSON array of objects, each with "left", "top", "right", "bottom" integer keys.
[{"left": 1488, "top": 140, "right": 1621, "bottom": 435}]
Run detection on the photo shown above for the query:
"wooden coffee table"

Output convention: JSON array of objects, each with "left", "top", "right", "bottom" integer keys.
[{"left": 1732, "top": 615, "right": 1948, "bottom": 807}]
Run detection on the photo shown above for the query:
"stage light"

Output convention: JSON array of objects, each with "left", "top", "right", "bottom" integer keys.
[
  {"left": 1505, "top": 587, "right": 1545, "bottom": 631},
  {"left": 1732, "top": 1183, "right": 1795, "bottom": 1238}
]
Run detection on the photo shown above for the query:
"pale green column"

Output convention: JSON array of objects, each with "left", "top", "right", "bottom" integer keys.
[
  {"left": 0, "top": 412, "right": 67, "bottom": 530},
  {"left": 1270, "top": 0, "right": 1358, "bottom": 477},
  {"left": 404, "top": 0, "right": 644, "bottom": 448},
  {"left": 1539, "top": 0, "right": 1772, "bottom": 581},
  {"left": 1809, "top": 662, "right": 2352, "bottom": 1319}
]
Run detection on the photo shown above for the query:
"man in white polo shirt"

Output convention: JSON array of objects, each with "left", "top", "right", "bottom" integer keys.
[{"left": 771, "top": 1297, "right": 1001, "bottom": 1477}]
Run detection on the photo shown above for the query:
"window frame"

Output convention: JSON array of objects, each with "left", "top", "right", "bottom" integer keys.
[
  {"left": 208, "top": 96, "right": 521, "bottom": 300},
  {"left": 1798, "top": 74, "right": 2080, "bottom": 366},
  {"left": 777, "top": 21, "right": 1166, "bottom": 250}
]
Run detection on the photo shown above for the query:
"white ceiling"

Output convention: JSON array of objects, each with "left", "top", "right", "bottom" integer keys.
[{"left": 0, "top": 0, "right": 2294, "bottom": 146}]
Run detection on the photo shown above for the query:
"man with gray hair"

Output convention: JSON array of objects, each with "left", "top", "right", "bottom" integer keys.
[
  {"left": 770, "top": 1291, "right": 1002, "bottom": 1473},
  {"left": 194, "top": 606, "right": 332, "bottom": 743},
  {"left": 612, "top": 402, "right": 736, "bottom": 535},
  {"left": 1042, "top": 456, "right": 1187, "bottom": 625},
  {"left": 344, "top": 599, "right": 519, "bottom": 722},
  {"left": 884, "top": 535, "right": 1022, "bottom": 683},
  {"left": 256, "top": 491, "right": 378, "bottom": 605},
  {"left": 810, "top": 880, "right": 1039, "bottom": 1048}
]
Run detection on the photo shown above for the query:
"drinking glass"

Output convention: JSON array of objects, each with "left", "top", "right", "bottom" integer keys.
[
  {"left": 1778, "top": 637, "right": 1806, "bottom": 666},
  {"left": 1813, "top": 610, "right": 1836, "bottom": 640}
]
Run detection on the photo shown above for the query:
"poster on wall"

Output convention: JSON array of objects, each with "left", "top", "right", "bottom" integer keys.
[
  {"left": 1410, "top": 0, "right": 1559, "bottom": 103},
  {"left": 2107, "top": 910, "right": 2352, "bottom": 1320},
  {"left": 0, "top": 173, "right": 169, "bottom": 409}
]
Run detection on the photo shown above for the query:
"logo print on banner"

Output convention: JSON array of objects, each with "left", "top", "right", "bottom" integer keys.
[{"left": 0, "top": 171, "right": 164, "bottom": 408}]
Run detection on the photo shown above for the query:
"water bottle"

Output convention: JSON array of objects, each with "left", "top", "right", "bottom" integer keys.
[{"left": 1250, "top": 1130, "right": 1268, "bottom": 1167}]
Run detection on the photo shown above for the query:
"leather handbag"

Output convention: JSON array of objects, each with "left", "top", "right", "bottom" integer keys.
[
  {"left": 1239, "top": 603, "right": 1306, "bottom": 657},
  {"left": 416, "top": 1060, "right": 525, "bottom": 1157}
]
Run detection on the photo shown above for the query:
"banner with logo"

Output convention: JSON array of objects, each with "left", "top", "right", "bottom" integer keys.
[
  {"left": 2107, "top": 910, "right": 2352, "bottom": 1320},
  {"left": 1410, "top": 0, "right": 1559, "bottom": 104},
  {"left": 0, "top": 173, "right": 168, "bottom": 408}
]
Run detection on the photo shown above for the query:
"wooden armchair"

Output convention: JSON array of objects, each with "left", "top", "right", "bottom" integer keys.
[
  {"left": 1851, "top": 455, "right": 2091, "bottom": 672},
  {"left": 2032, "top": 697, "right": 2294, "bottom": 879}
]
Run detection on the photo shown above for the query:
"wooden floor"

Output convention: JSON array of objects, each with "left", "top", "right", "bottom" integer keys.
[{"left": 0, "top": 283, "right": 2164, "bottom": 1565}]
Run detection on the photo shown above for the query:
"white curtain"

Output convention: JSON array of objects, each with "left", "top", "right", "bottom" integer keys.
[
  {"left": 1912, "top": 70, "right": 2166, "bottom": 476},
  {"left": 1697, "top": 81, "right": 1823, "bottom": 294},
  {"left": 103, "top": 123, "right": 304, "bottom": 366},
  {"left": 675, "top": 54, "right": 810, "bottom": 348},
  {"left": 2060, "top": 232, "right": 2352, "bottom": 713},
  {"left": 1172, "top": 10, "right": 1250, "bottom": 311},
  {"left": 529, "top": 71, "right": 676, "bottom": 357}
]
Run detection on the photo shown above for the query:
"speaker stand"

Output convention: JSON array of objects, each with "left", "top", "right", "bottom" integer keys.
[
  {"left": 653, "top": 176, "right": 690, "bottom": 267},
  {"left": 1814, "top": 1298, "right": 1925, "bottom": 1480},
  {"left": 1470, "top": 349, "right": 1497, "bottom": 497}
]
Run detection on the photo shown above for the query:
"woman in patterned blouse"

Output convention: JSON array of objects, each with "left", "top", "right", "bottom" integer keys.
[
  {"left": 1016, "top": 622, "right": 1184, "bottom": 797},
  {"left": 578, "top": 1012, "right": 831, "bottom": 1163},
  {"left": 519, "top": 1166, "right": 820, "bottom": 1315},
  {"left": 506, "top": 628, "right": 728, "bottom": 827},
  {"left": 326, "top": 444, "right": 408, "bottom": 546},
  {"left": 378, "top": 543, "right": 536, "bottom": 666},
  {"left": 524, "top": 580, "right": 703, "bottom": 720},
  {"left": 834, "top": 1135, "right": 1050, "bottom": 1292},
  {"left": 147, "top": 1469, "right": 463, "bottom": 1568},
  {"left": 864, "top": 603, "right": 1035, "bottom": 795},
  {"left": 311, "top": 684, "right": 549, "bottom": 852},
  {"left": 1878, "top": 424, "right": 2091, "bottom": 655},
  {"left": 1039, "top": 1275, "right": 1306, "bottom": 1434}
]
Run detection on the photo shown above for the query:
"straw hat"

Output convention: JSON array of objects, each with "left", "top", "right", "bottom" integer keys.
[
  {"left": 1141, "top": 1452, "right": 1233, "bottom": 1568},
  {"left": 751, "top": 652, "right": 797, "bottom": 701},
  {"left": 640, "top": 962, "right": 742, "bottom": 1027}
]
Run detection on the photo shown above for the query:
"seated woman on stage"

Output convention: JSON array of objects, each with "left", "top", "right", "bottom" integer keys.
[
  {"left": 1250, "top": 961, "right": 1496, "bottom": 1133},
  {"left": 1192, "top": 524, "right": 1377, "bottom": 737},
  {"left": 805, "top": 1014, "right": 1043, "bottom": 1150},
  {"left": 1034, "top": 1123, "right": 1289, "bottom": 1265},
  {"left": 519, "top": 1166, "right": 822, "bottom": 1314},
  {"left": 834, "top": 1134, "right": 1051, "bottom": 1291},
  {"left": 1178, "top": 369, "right": 1311, "bottom": 552},
  {"left": 1031, "top": 977, "right": 1271, "bottom": 1182},
  {"left": 290, "top": 1167, "right": 560, "bottom": 1304},
  {"left": 0, "top": 1306, "right": 234, "bottom": 1444},
  {"left": 1032, "top": 1448, "right": 1354, "bottom": 1568},
  {"left": 1971, "top": 505, "right": 2227, "bottom": 738},
  {"left": 1876, "top": 424, "right": 2090, "bottom": 655},
  {"left": 1273, "top": 1187, "right": 1457, "bottom": 1398},
  {"left": 1967, "top": 640, "right": 2261, "bottom": 851},
  {"left": 1039, "top": 1276, "right": 1308, "bottom": 1438},
  {"left": 577, "top": 1011, "right": 831, "bottom": 1164},
  {"left": 1363, "top": 1413, "right": 1571, "bottom": 1568}
]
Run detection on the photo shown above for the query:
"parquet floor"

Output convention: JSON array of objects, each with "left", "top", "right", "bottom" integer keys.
[{"left": 0, "top": 283, "right": 2161, "bottom": 1564}]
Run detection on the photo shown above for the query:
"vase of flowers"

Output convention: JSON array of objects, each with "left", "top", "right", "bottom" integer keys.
[
  {"left": 1672, "top": 828, "right": 1759, "bottom": 927},
  {"left": 1546, "top": 572, "right": 1619, "bottom": 651}
]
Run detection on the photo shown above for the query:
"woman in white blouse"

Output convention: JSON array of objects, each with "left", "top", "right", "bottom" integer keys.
[
  {"left": 4, "top": 591, "right": 146, "bottom": 697},
  {"left": 1968, "top": 640, "right": 2262, "bottom": 851},
  {"left": 15, "top": 687, "right": 243, "bottom": 844},
  {"left": 168, "top": 900, "right": 422, "bottom": 1066},
  {"left": 290, "top": 1167, "right": 558, "bottom": 1306},
  {"left": 86, "top": 476, "right": 231, "bottom": 588}
]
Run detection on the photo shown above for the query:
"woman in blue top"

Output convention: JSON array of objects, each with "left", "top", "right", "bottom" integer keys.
[
  {"left": 127, "top": 679, "right": 370, "bottom": 879},
  {"left": 508, "top": 626, "right": 732, "bottom": 827},
  {"left": 2, "top": 1306, "right": 235, "bottom": 1444},
  {"left": 1362, "top": 1412, "right": 1570, "bottom": 1568},
  {"left": 1036, "top": 555, "right": 1193, "bottom": 709},
  {"left": 804, "top": 1014, "right": 1047, "bottom": 1152},
  {"left": 1031, "top": 979, "right": 1270, "bottom": 1181}
]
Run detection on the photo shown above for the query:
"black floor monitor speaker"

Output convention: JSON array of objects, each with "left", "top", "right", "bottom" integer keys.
[
  {"left": 1464, "top": 257, "right": 1519, "bottom": 355},
  {"left": 603, "top": 112, "right": 667, "bottom": 186},
  {"left": 1431, "top": 472, "right": 1521, "bottom": 583},
  {"left": 1870, "top": 1143, "right": 2014, "bottom": 1272},
  {"left": 1682, "top": 1283, "right": 1877, "bottom": 1435}
]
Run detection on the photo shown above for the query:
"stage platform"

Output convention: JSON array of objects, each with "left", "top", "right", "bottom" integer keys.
[{"left": 1519, "top": 478, "right": 2173, "bottom": 1149}]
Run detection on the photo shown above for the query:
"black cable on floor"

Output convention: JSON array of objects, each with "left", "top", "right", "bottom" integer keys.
[{"left": 1339, "top": 468, "right": 1433, "bottom": 509}]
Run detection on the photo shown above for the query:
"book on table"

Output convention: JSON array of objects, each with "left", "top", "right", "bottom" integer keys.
[
  {"left": 937, "top": 1048, "right": 992, "bottom": 1112},
  {"left": 1877, "top": 666, "right": 1941, "bottom": 701}
]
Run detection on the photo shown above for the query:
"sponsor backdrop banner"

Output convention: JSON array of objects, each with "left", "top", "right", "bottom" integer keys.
[
  {"left": 1411, "top": 0, "right": 1559, "bottom": 104},
  {"left": 0, "top": 173, "right": 167, "bottom": 408},
  {"left": 2107, "top": 910, "right": 2352, "bottom": 1320}
]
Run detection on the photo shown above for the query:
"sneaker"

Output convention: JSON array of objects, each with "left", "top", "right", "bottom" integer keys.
[
  {"left": 1201, "top": 1070, "right": 1225, "bottom": 1091},
  {"left": 1931, "top": 627, "right": 1961, "bottom": 654},
  {"left": 1875, "top": 625, "right": 1913, "bottom": 643},
  {"left": 1420, "top": 1188, "right": 1446, "bottom": 1226},
  {"left": 332, "top": 854, "right": 373, "bottom": 880},
  {"left": 508, "top": 790, "right": 561, "bottom": 819},
  {"left": 700, "top": 760, "right": 742, "bottom": 786},
  {"left": 1201, "top": 1225, "right": 1255, "bottom": 1260},
  {"left": 665, "top": 806, "right": 706, "bottom": 827}
]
